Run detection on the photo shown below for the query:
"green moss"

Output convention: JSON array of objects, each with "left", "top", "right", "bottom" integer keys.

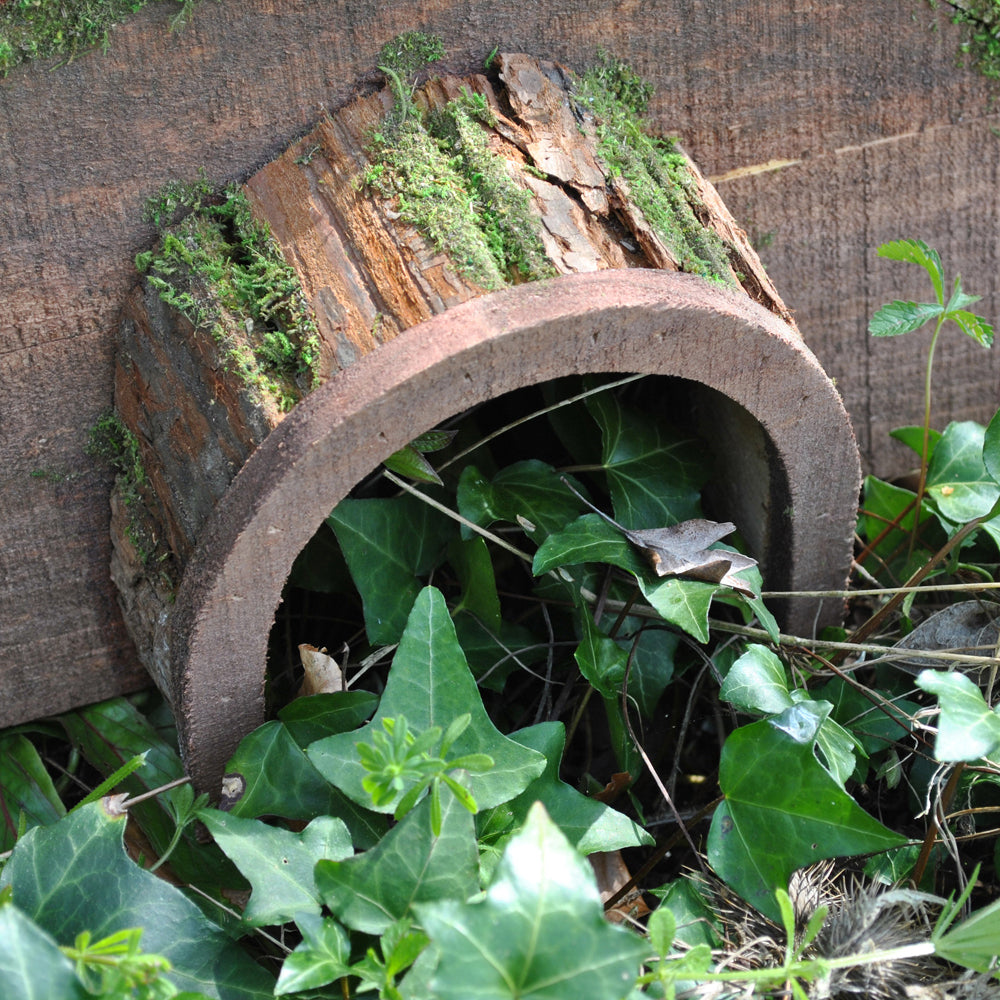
[
  {"left": 949, "top": 0, "right": 1000, "bottom": 79},
  {"left": 136, "top": 178, "right": 321, "bottom": 411},
  {"left": 573, "top": 52, "right": 734, "bottom": 284},
  {"left": 365, "top": 33, "right": 555, "bottom": 290},
  {"left": 86, "top": 410, "right": 146, "bottom": 504},
  {"left": 0, "top": 0, "right": 202, "bottom": 76}
]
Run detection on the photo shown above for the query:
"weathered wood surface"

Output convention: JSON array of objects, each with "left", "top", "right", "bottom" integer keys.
[
  {"left": 114, "top": 52, "right": 803, "bottom": 708},
  {"left": 1, "top": 0, "right": 998, "bottom": 727}
]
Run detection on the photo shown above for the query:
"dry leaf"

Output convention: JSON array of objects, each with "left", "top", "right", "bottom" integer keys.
[
  {"left": 298, "top": 643, "right": 348, "bottom": 696},
  {"left": 589, "top": 849, "right": 650, "bottom": 924},
  {"left": 561, "top": 477, "right": 757, "bottom": 596}
]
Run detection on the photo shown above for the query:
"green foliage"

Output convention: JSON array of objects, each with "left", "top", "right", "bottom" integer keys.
[
  {"left": 137, "top": 179, "right": 320, "bottom": 411},
  {"left": 417, "top": 803, "right": 647, "bottom": 1000},
  {"left": 86, "top": 410, "right": 146, "bottom": 505},
  {"left": 0, "top": 1, "right": 203, "bottom": 77},
  {"left": 861, "top": 240, "right": 995, "bottom": 577},
  {"left": 929, "top": 0, "right": 1000, "bottom": 79},
  {"left": 574, "top": 51, "right": 734, "bottom": 283}
]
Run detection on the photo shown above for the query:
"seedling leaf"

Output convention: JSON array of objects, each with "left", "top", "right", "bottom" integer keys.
[
  {"left": 868, "top": 300, "right": 944, "bottom": 337},
  {"left": 877, "top": 238, "right": 944, "bottom": 303}
]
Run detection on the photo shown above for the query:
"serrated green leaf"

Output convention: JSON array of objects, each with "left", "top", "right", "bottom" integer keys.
[
  {"left": 327, "top": 495, "right": 456, "bottom": 644},
  {"left": 868, "top": 299, "right": 944, "bottom": 337},
  {"left": 719, "top": 644, "right": 792, "bottom": 715},
  {"left": 943, "top": 275, "right": 981, "bottom": 316},
  {"left": 916, "top": 670, "right": 1000, "bottom": 761},
  {"left": 0, "top": 804, "right": 275, "bottom": 999},
  {"left": 0, "top": 735, "right": 65, "bottom": 851},
  {"left": 199, "top": 811, "right": 352, "bottom": 926},
  {"left": 315, "top": 783, "right": 478, "bottom": 935},
  {"left": 274, "top": 914, "right": 351, "bottom": 996},
  {"left": 587, "top": 392, "right": 704, "bottom": 528},
  {"left": 505, "top": 722, "right": 652, "bottom": 854},
  {"left": 222, "top": 720, "right": 385, "bottom": 848},
  {"left": 307, "top": 588, "right": 545, "bottom": 814},
  {"left": 950, "top": 309, "right": 994, "bottom": 348},
  {"left": 383, "top": 444, "right": 443, "bottom": 485},
  {"left": 417, "top": 802, "right": 646, "bottom": 1000},
  {"left": 707, "top": 708, "right": 905, "bottom": 922},
  {"left": 0, "top": 904, "right": 89, "bottom": 1000},
  {"left": 277, "top": 691, "right": 379, "bottom": 747},
  {"left": 877, "top": 238, "right": 944, "bottom": 303}
]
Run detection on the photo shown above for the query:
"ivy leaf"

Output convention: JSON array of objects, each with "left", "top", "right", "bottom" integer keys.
[
  {"left": 199, "top": 810, "right": 352, "bottom": 926},
  {"left": 586, "top": 391, "right": 704, "bottom": 528},
  {"left": 890, "top": 425, "right": 942, "bottom": 461},
  {"left": 315, "top": 783, "right": 478, "bottom": 935},
  {"left": 327, "top": 495, "right": 456, "bottom": 644},
  {"left": 307, "top": 587, "right": 545, "bottom": 814},
  {"left": 575, "top": 614, "right": 628, "bottom": 700},
  {"left": 274, "top": 914, "right": 351, "bottom": 996},
  {"left": 504, "top": 722, "right": 653, "bottom": 854},
  {"left": 0, "top": 904, "right": 92, "bottom": 1000},
  {"left": 924, "top": 421, "right": 1000, "bottom": 548},
  {"left": 449, "top": 536, "right": 501, "bottom": 632},
  {"left": 877, "top": 238, "right": 944, "bottom": 304},
  {"left": 0, "top": 735, "right": 65, "bottom": 852},
  {"left": 637, "top": 575, "right": 719, "bottom": 643},
  {"left": 719, "top": 644, "right": 791, "bottom": 715},
  {"left": 707, "top": 708, "right": 905, "bottom": 922},
  {"left": 382, "top": 443, "right": 444, "bottom": 484},
  {"left": 915, "top": 670, "right": 1000, "bottom": 761},
  {"left": 533, "top": 514, "right": 647, "bottom": 577},
  {"left": 277, "top": 691, "right": 379, "bottom": 747},
  {"left": 868, "top": 300, "right": 944, "bottom": 337},
  {"left": 0, "top": 803, "right": 275, "bottom": 998},
  {"left": 457, "top": 461, "right": 585, "bottom": 539},
  {"left": 982, "top": 406, "right": 1000, "bottom": 488},
  {"left": 416, "top": 802, "right": 646, "bottom": 1000},
  {"left": 222, "top": 720, "right": 386, "bottom": 849}
]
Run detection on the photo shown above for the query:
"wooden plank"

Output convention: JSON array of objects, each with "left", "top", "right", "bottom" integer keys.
[{"left": 0, "top": 0, "right": 998, "bottom": 725}]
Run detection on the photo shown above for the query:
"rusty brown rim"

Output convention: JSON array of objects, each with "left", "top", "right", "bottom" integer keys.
[{"left": 169, "top": 269, "right": 860, "bottom": 792}]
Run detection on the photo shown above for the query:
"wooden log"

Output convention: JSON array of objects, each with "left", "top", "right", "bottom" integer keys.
[{"left": 110, "top": 54, "right": 859, "bottom": 791}]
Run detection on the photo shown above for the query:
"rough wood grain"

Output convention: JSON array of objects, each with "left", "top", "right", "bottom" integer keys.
[
  {"left": 113, "top": 53, "right": 800, "bottom": 708},
  {"left": 0, "top": 0, "right": 997, "bottom": 728}
]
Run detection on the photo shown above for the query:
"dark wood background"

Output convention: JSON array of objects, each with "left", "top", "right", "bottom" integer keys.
[{"left": 2, "top": 0, "right": 998, "bottom": 724}]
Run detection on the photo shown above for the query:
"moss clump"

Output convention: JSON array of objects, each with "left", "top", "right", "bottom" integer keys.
[
  {"left": 135, "top": 177, "right": 321, "bottom": 411},
  {"left": 574, "top": 52, "right": 734, "bottom": 284},
  {"left": 948, "top": 0, "right": 1000, "bottom": 79},
  {"left": 86, "top": 410, "right": 146, "bottom": 504},
  {"left": 0, "top": 0, "right": 201, "bottom": 76},
  {"left": 365, "top": 33, "right": 555, "bottom": 290}
]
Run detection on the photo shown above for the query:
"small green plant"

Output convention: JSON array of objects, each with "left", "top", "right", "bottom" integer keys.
[
  {"left": 928, "top": 0, "right": 1000, "bottom": 79},
  {"left": 137, "top": 178, "right": 321, "bottom": 410},
  {"left": 0, "top": 0, "right": 204, "bottom": 76},
  {"left": 62, "top": 927, "right": 177, "bottom": 999},
  {"left": 358, "top": 715, "right": 493, "bottom": 834},
  {"left": 864, "top": 239, "right": 993, "bottom": 569},
  {"left": 86, "top": 409, "right": 147, "bottom": 505}
]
